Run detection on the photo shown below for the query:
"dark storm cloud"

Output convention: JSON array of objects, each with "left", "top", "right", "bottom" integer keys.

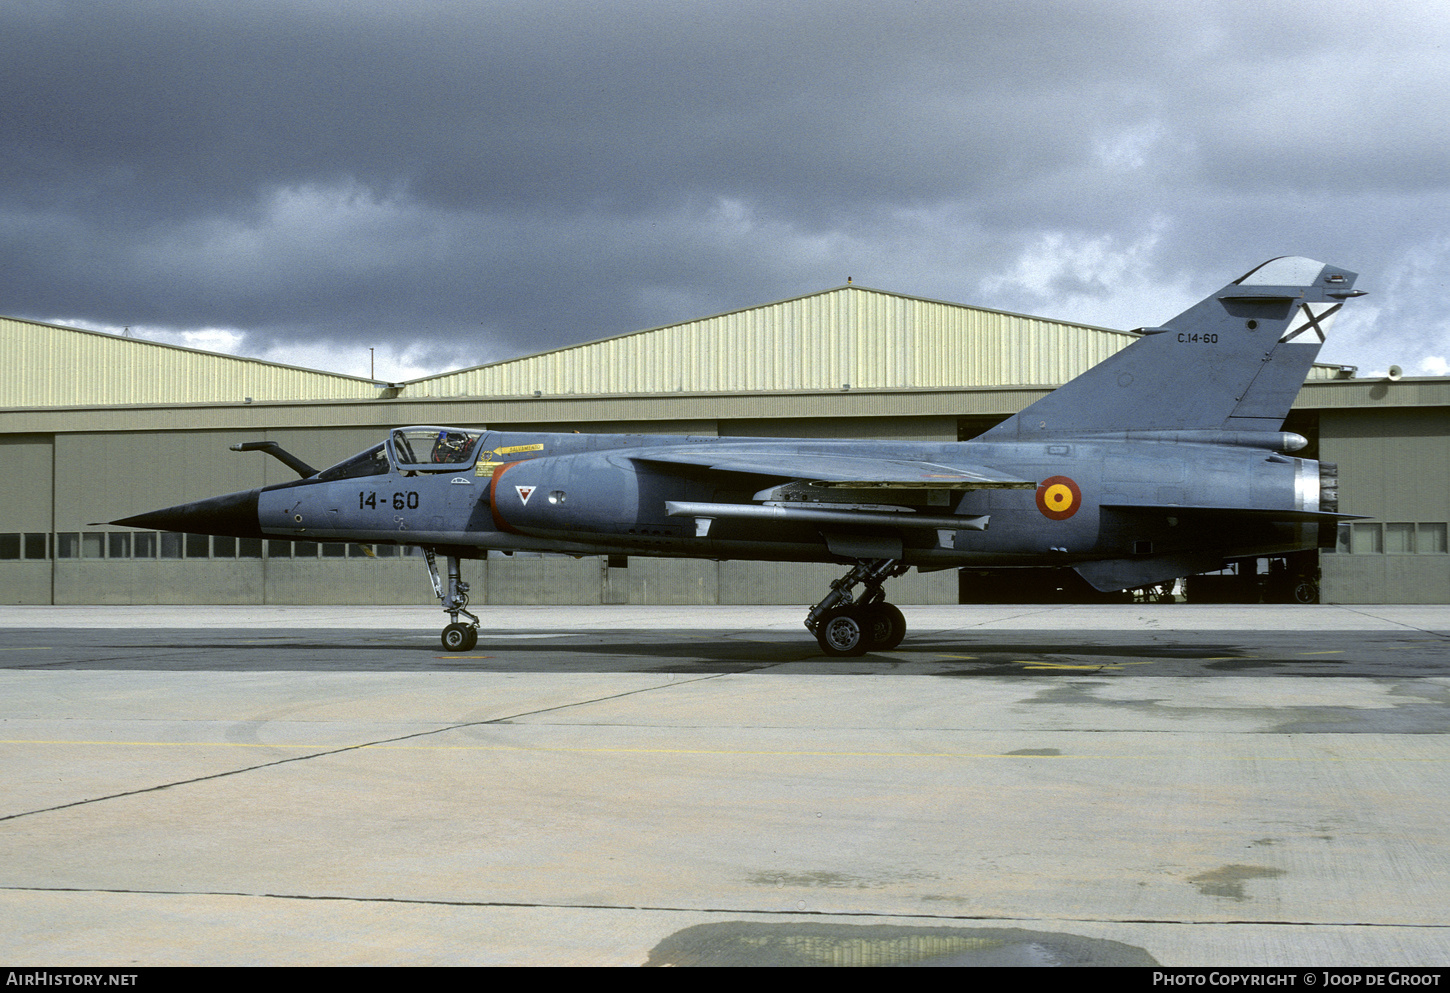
[{"left": 2, "top": 0, "right": 1448, "bottom": 378}]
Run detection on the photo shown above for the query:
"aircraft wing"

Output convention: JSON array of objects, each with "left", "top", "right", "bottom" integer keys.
[{"left": 634, "top": 448, "right": 1034, "bottom": 490}]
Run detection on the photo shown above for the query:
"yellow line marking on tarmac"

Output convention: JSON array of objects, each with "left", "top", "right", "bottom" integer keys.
[
  {"left": 934, "top": 656, "right": 1161, "bottom": 667},
  {"left": 1017, "top": 660, "right": 1158, "bottom": 670},
  {"left": 1019, "top": 662, "right": 1111, "bottom": 669},
  {"left": 1298, "top": 651, "right": 1344, "bottom": 656}
]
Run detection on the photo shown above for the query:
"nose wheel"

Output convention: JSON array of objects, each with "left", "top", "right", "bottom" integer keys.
[
  {"left": 805, "top": 559, "right": 909, "bottom": 656},
  {"left": 424, "top": 548, "right": 480, "bottom": 652}
]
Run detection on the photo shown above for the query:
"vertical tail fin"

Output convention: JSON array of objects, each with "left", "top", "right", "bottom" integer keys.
[{"left": 980, "top": 257, "right": 1363, "bottom": 439}]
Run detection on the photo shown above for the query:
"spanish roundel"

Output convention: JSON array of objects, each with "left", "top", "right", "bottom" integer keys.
[{"left": 1035, "top": 475, "right": 1081, "bottom": 520}]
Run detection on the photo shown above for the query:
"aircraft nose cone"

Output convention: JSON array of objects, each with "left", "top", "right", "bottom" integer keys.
[{"left": 111, "top": 488, "right": 263, "bottom": 539}]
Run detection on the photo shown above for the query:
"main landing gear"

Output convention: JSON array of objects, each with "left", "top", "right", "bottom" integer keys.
[
  {"left": 804, "top": 558, "right": 909, "bottom": 657},
  {"left": 425, "top": 548, "right": 480, "bottom": 652}
]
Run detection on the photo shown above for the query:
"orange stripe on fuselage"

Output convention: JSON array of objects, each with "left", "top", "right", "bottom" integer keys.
[{"left": 488, "top": 461, "right": 521, "bottom": 534}]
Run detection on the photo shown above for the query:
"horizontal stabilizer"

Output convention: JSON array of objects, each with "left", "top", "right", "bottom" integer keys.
[{"left": 638, "top": 448, "right": 1033, "bottom": 490}]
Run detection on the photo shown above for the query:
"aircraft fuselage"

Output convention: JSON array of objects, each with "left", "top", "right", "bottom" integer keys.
[{"left": 253, "top": 428, "right": 1329, "bottom": 576}]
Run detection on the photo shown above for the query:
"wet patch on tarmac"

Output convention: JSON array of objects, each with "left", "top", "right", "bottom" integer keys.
[
  {"left": 1271, "top": 700, "right": 1450, "bottom": 733},
  {"left": 1186, "top": 865, "right": 1286, "bottom": 901},
  {"left": 746, "top": 870, "right": 892, "bottom": 890},
  {"left": 1021, "top": 680, "right": 1167, "bottom": 710},
  {"left": 1205, "top": 659, "right": 1299, "bottom": 671},
  {"left": 1007, "top": 675, "right": 1450, "bottom": 734},
  {"left": 643, "top": 921, "right": 1160, "bottom": 966},
  {"left": 1264, "top": 677, "right": 1450, "bottom": 733}
]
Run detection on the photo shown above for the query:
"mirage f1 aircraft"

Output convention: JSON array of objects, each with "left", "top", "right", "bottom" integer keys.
[{"left": 113, "top": 257, "right": 1365, "bottom": 655}]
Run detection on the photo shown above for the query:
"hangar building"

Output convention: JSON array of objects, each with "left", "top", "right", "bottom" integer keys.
[{"left": 2, "top": 283, "right": 1447, "bottom": 606}]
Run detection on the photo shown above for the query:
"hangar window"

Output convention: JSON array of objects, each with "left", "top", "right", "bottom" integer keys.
[
  {"left": 1334, "top": 521, "right": 1448, "bottom": 555},
  {"left": 0, "top": 534, "right": 47, "bottom": 559},
  {"left": 1350, "top": 523, "right": 1382, "bottom": 554},
  {"left": 1418, "top": 523, "right": 1447, "bottom": 554},
  {"left": 1385, "top": 522, "right": 1415, "bottom": 554}
]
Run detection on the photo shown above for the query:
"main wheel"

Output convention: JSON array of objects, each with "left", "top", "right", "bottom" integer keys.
[
  {"left": 862, "top": 602, "right": 907, "bottom": 651},
  {"left": 816, "top": 608, "right": 870, "bottom": 657},
  {"left": 441, "top": 623, "right": 478, "bottom": 652}
]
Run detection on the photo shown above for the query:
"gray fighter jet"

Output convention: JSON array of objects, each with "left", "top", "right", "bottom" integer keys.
[{"left": 113, "top": 257, "right": 1365, "bottom": 655}]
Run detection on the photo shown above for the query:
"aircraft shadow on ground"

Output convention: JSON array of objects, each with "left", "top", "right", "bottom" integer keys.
[{"left": 3, "top": 629, "right": 1433, "bottom": 677}]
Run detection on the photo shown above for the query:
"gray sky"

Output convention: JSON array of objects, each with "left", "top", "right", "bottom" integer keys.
[{"left": 4, "top": 0, "right": 1448, "bottom": 381}]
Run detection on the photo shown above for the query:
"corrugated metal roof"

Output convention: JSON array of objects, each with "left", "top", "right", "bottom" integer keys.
[
  {"left": 1, "top": 316, "right": 380, "bottom": 408},
  {"left": 4, "top": 287, "right": 1354, "bottom": 411},
  {"left": 403, "top": 285, "right": 1147, "bottom": 398}
]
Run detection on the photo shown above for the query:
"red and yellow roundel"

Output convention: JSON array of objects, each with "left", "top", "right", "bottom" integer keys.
[{"left": 1036, "top": 475, "right": 1081, "bottom": 520}]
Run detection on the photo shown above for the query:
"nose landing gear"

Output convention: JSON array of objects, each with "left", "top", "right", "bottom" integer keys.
[
  {"left": 805, "top": 559, "right": 909, "bottom": 656},
  {"left": 424, "top": 548, "right": 480, "bottom": 652}
]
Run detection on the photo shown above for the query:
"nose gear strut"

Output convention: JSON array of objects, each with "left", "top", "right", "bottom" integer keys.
[
  {"left": 424, "top": 547, "right": 480, "bottom": 652},
  {"left": 804, "top": 558, "right": 909, "bottom": 656}
]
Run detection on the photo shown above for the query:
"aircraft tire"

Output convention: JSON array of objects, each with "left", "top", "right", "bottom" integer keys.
[
  {"left": 816, "top": 608, "right": 871, "bottom": 657},
  {"left": 863, "top": 602, "right": 906, "bottom": 650},
  {"left": 442, "top": 623, "right": 478, "bottom": 652}
]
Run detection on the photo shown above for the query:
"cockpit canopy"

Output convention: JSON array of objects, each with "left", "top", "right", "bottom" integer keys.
[
  {"left": 315, "top": 443, "right": 389, "bottom": 482},
  {"left": 388, "top": 427, "right": 485, "bottom": 471},
  {"left": 312, "top": 427, "right": 486, "bottom": 482}
]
